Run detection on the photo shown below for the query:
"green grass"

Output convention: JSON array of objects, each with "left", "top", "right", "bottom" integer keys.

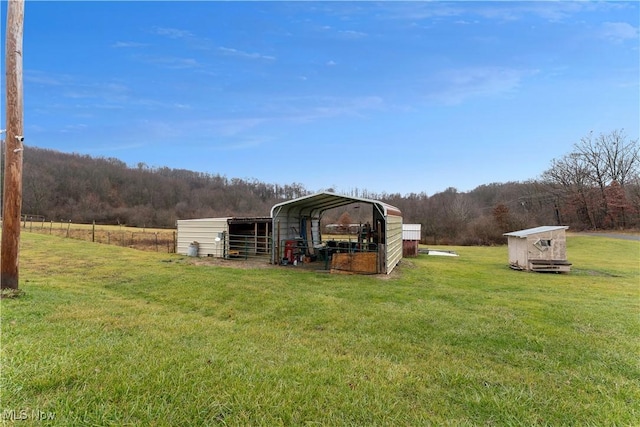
[{"left": 1, "top": 233, "right": 638, "bottom": 426}]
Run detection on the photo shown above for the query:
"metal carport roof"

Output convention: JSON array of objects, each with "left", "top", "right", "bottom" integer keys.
[
  {"left": 270, "top": 192, "right": 403, "bottom": 274},
  {"left": 270, "top": 191, "right": 401, "bottom": 218}
]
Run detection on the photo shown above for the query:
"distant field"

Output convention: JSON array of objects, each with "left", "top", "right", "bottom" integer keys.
[
  {"left": 19, "top": 221, "right": 176, "bottom": 253},
  {"left": 1, "top": 233, "right": 638, "bottom": 425}
]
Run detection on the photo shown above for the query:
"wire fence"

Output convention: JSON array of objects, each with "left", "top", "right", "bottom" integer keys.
[{"left": 20, "top": 219, "right": 177, "bottom": 253}]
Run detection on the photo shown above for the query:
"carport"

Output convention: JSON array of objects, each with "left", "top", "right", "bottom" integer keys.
[{"left": 270, "top": 192, "right": 403, "bottom": 274}]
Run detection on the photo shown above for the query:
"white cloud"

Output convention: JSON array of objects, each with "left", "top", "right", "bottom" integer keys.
[
  {"left": 135, "top": 54, "right": 200, "bottom": 69},
  {"left": 273, "top": 95, "right": 385, "bottom": 123},
  {"left": 427, "top": 67, "right": 533, "bottom": 105},
  {"left": 153, "top": 27, "right": 194, "bottom": 39},
  {"left": 25, "top": 70, "right": 65, "bottom": 86},
  {"left": 60, "top": 123, "right": 88, "bottom": 134},
  {"left": 112, "top": 41, "right": 148, "bottom": 48},
  {"left": 218, "top": 47, "right": 275, "bottom": 61},
  {"left": 379, "top": 1, "right": 591, "bottom": 24},
  {"left": 339, "top": 29, "right": 367, "bottom": 38},
  {"left": 600, "top": 22, "right": 639, "bottom": 43}
]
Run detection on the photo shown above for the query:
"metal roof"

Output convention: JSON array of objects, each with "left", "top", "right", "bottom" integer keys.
[
  {"left": 177, "top": 217, "right": 271, "bottom": 223},
  {"left": 270, "top": 191, "right": 402, "bottom": 218},
  {"left": 503, "top": 225, "right": 569, "bottom": 238}
]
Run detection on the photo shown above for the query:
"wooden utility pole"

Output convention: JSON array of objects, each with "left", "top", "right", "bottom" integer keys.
[{"left": 1, "top": 0, "right": 25, "bottom": 290}]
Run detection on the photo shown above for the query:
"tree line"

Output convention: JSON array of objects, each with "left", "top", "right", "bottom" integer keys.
[{"left": 3, "top": 129, "right": 638, "bottom": 245}]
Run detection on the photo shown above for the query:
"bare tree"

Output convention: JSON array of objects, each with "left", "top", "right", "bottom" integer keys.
[
  {"left": 543, "top": 130, "right": 640, "bottom": 229},
  {"left": 597, "top": 129, "right": 639, "bottom": 186}
]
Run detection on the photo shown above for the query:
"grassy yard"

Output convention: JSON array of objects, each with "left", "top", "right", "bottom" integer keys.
[{"left": 1, "top": 233, "right": 638, "bottom": 425}]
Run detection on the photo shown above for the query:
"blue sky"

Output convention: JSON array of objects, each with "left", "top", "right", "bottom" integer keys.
[{"left": 1, "top": 1, "right": 638, "bottom": 195}]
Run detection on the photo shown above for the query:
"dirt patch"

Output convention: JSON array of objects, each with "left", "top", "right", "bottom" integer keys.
[
  {"left": 183, "top": 255, "right": 402, "bottom": 279},
  {"left": 186, "top": 257, "right": 275, "bottom": 269}
]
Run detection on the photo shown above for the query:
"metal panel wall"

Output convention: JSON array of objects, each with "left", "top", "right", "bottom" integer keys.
[
  {"left": 272, "top": 215, "right": 296, "bottom": 262},
  {"left": 385, "top": 214, "right": 403, "bottom": 274},
  {"left": 176, "top": 218, "right": 229, "bottom": 257}
]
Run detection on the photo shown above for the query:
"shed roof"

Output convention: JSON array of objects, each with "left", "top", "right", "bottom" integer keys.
[
  {"left": 270, "top": 191, "right": 401, "bottom": 218},
  {"left": 503, "top": 225, "right": 569, "bottom": 238},
  {"left": 177, "top": 217, "right": 271, "bottom": 223}
]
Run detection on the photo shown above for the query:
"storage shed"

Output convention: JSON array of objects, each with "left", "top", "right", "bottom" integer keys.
[
  {"left": 270, "top": 192, "right": 403, "bottom": 274},
  {"left": 402, "top": 224, "right": 422, "bottom": 257},
  {"left": 503, "top": 226, "right": 571, "bottom": 272},
  {"left": 176, "top": 217, "right": 272, "bottom": 259}
]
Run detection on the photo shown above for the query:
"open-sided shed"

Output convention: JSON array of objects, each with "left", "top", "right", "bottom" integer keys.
[
  {"left": 176, "top": 217, "right": 271, "bottom": 259},
  {"left": 270, "top": 192, "right": 403, "bottom": 274},
  {"left": 503, "top": 225, "right": 571, "bottom": 272}
]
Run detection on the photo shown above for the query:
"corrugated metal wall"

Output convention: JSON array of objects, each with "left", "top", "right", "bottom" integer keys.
[
  {"left": 386, "top": 214, "right": 403, "bottom": 274},
  {"left": 272, "top": 215, "right": 322, "bottom": 261},
  {"left": 176, "top": 218, "right": 229, "bottom": 257}
]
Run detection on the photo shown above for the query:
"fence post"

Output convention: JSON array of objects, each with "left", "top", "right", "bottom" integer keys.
[
  {"left": 92, "top": 220, "right": 95, "bottom": 242},
  {"left": 66, "top": 220, "right": 71, "bottom": 238}
]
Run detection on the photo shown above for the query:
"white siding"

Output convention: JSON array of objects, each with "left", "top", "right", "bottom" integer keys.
[
  {"left": 176, "top": 218, "right": 229, "bottom": 257},
  {"left": 386, "top": 214, "right": 403, "bottom": 274},
  {"left": 402, "top": 224, "right": 421, "bottom": 241}
]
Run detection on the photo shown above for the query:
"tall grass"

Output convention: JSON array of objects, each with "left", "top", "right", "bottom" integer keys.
[{"left": 1, "top": 233, "right": 638, "bottom": 425}]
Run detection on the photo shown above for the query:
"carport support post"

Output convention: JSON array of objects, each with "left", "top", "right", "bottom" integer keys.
[
  {"left": 377, "top": 220, "right": 382, "bottom": 274},
  {"left": 275, "top": 220, "right": 280, "bottom": 265},
  {"left": 1, "top": 0, "right": 25, "bottom": 291}
]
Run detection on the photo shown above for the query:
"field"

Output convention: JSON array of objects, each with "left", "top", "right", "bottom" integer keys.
[
  {"left": 19, "top": 221, "right": 176, "bottom": 253},
  {"left": 1, "top": 232, "right": 638, "bottom": 425}
]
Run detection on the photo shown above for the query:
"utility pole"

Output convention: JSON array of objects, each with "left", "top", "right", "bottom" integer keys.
[{"left": 1, "top": 0, "right": 25, "bottom": 291}]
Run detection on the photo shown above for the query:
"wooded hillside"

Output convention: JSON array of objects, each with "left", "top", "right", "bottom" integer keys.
[{"left": 4, "top": 129, "right": 639, "bottom": 245}]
